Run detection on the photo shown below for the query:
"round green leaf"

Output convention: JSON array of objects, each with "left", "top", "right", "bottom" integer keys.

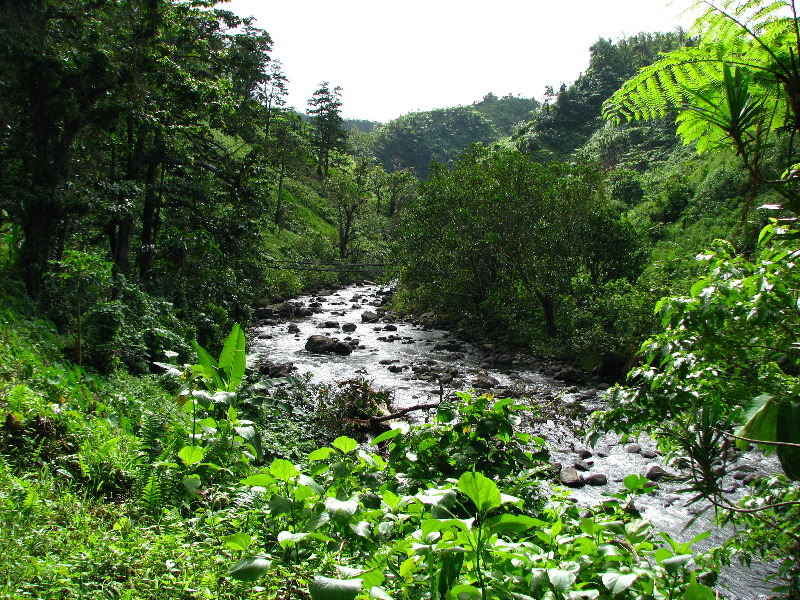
[
  {"left": 309, "top": 576, "right": 362, "bottom": 600},
  {"left": 457, "top": 471, "right": 501, "bottom": 512},
  {"left": 332, "top": 436, "right": 358, "bottom": 454},
  {"left": 228, "top": 555, "right": 271, "bottom": 582},
  {"left": 270, "top": 458, "right": 298, "bottom": 481}
]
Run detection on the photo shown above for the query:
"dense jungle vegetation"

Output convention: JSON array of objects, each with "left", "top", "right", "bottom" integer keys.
[{"left": 1, "top": 0, "right": 800, "bottom": 598}]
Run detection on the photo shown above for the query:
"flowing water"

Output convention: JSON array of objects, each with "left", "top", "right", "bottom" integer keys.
[{"left": 249, "top": 283, "right": 783, "bottom": 599}]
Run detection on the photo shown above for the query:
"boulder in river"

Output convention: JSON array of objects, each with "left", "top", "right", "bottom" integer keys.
[
  {"left": 305, "top": 335, "right": 353, "bottom": 356},
  {"left": 584, "top": 473, "right": 608, "bottom": 486},
  {"left": 472, "top": 374, "right": 499, "bottom": 389},
  {"left": 559, "top": 467, "right": 584, "bottom": 488},
  {"left": 434, "top": 340, "right": 463, "bottom": 352},
  {"left": 342, "top": 323, "right": 357, "bottom": 332},
  {"left": 361, "top": 311, "right": 380, "bottom": 323}
]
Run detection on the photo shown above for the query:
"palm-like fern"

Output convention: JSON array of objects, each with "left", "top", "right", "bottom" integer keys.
[{"left": 604, "top": 0, "right": 800, "bottom": 139}]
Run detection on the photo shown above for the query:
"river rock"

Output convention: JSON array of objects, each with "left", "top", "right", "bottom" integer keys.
[
  {"left": 555, "top": 366, "right": 585, "bottom": 384},
  {"left": 584, "top": 473, "right": 608, "bottom": 486},
  {"left": 342, "top": 323, "right": 357, "bottom": 332},
  {"left": 258, "top": 361, "right": 296, "bottom": 378},
  {"left": 305, "top": 335, "right": 353, "bottom": 355},
  {"left": 641, "top": 449, "right": 659, "bottom": 459},
  {"left": 575, "top": 448, "right": 593, "bottom": 459},
  {"left": 287, "top": 324, "right": 300, "bottom": 334},
  {"left": 434, "top": 340, "right": 463, "bottom": 352},
  {"left": 559, "top": 467, "right": 584, "bottom": 488},
  {"left": 472, "top": 375, "right": 499, "bottom": 389},
  {"left": 362, "top": 311, "right": 380, "bottom": 323},
  {"left": 625, "top": 443, "right": 642, "bottom": 454},
  {"left": 574, "top": 459, "right": 592, "bottom": 472},
  {"left": 383, "top": 324, "right": 398, "bottom": 331},
  {"left": 646, "top": 465, "right": 673, "bottom": 481}
]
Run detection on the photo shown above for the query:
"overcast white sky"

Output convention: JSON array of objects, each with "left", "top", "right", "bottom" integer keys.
[{"left": 222, "top": 0, "right": 697, "bottom": 123}]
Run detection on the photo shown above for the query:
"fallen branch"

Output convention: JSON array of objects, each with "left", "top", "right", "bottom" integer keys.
[
  {"left": 367, "top": 402, "right": 441, "bottom": 425},
  {"left": 712, "top": 427, "right": 800, "bottom": 449}
]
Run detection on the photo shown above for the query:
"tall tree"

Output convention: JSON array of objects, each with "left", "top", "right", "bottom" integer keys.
[{"left": 307, "top": 82, "right": 347, "bottom": 177}]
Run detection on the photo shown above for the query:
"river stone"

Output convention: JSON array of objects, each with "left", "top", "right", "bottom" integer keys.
[
  {"left": 322, "top": 321, "right": 339, "bottom": 329},
  {"left": 305, "top": 335, "right": 353, "bottom": 355},
  {"left": 646, "top": 465, "right": 673, "bottom": 481},
  {"left": 361, "top": 311, "right": 380, "bottom": 323},
  {"left": 584, "top": 473, "right": 608, "bottom": 486},
  {"left": 287, "top": 324, "right": 300, "bottom": 334},
  {"left": 434, "top": 340, "right": 463, "bottom": 352},
  {"left": 472, "top": 375, "right": 499, "bottom": 389},
  {"left": 559, "top": 467, "right": 584, "bottom": 488},
  {"left": 625, "top": 443, "right": 642, "bottom": 454},
  {"left": 383, "top": 324, "right": 398, "bottom": 331},
  {"left": 342, "top": 323, "right": 357, "bottom": 332},
  {"left": 576, "top": 448, "right": 593, "bottom": 459},
  {"left": 574, "top": 459, "right": 592, "bottom": 472},
  {"left": 641, "top": 449, "right": 659, "bottom": 459}
]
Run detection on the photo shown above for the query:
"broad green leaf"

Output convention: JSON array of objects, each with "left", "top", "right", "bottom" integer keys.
[
  {"left": 662, "top": 554, "right": 692, "bottom": 574},
  {"left": 457, "top": 471, "right": 501, "bottom": 512},
  {"left": 269, "top": 495, "right": 293, "bottom": 516},
  {"left": 277, "top": 531, "right": 309, "bottom": 549},
  {"left": 325, "top": 497, "right": 359, "bottom": 520},
  {"left": 736, "top": 394, "right": 778, "bottom": 452},
  {"left": 548, "top": 569, "right": 577, "bottom": 591},
  {"left": 368, "top": 586, "right": 392, "bottom": 600},
  {"left": 222, "top": 532, "right": 252, "bottom": 552},
  {"left": 218, "top": 324, "right": 246, "bottom": 391},
  {"left": 298, "top": 474, "right": 324, "bottom": 496},
  {"left": 309, "top": 576, "right": 362, "bottom": 600},
  {"left": 370, "top": 429, "right": 401, "bottom": 445},
  {"left": 178, "top": 445, "right": 205, "bottom": 467},
  {"left": 449, "top": 584, "right": 482, "bottom": 599},
  {"left": 776, "top": 398, "right": 800, "bottom": 480},
  {"left": 349, "top": 521, "right": 373, "bottom": 538},
  {"left": 309, "top": 447, "right": 335, "bottom": 461},
  {"left": 241, "top": 473, "right": 275, "bottom": 487},
  {"left": 270, "top": 458, "right": 298, "bottom": 481},
  {"left": 191, "top": 340, "right": 223, "bottom": 390},
  {"left": 488, "top": 514, "right": 538, "bottom": 534},
  {"left": 601, "top": 571, "right": 638, "bottom": 595},
  {"left": 683, "top": 581, "right": 716, "bottom": 600},
  {"left": 332, "top": 436, "right": 358, "bottom": 454},
  {"left": 399, "top": 556, "right": 417, "bottom": 578},
  {"left": 228, "top": 555, "right": 271, "bottom": 582},
  {"left": 381, "top": 489, "right": 400, "bottom": 509}
]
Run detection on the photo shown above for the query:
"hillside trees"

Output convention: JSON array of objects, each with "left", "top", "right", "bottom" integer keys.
[
  {"left": 514, "top": 31, "right": 691, "bottom": 160},
  {"left": 397, "top": 145, "right": 643, "bottom": 340}
]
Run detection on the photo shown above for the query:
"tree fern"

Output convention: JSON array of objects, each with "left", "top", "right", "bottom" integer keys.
[{"left": 604, "top": 0, "right": 800, "bottom": 140}]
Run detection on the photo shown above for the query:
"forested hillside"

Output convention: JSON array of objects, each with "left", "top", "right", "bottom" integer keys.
[{"left": 1, "top": 0, "right": 799, "bottom": 598}]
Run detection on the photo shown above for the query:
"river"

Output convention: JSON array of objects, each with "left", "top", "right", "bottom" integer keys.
[{"left": 249, "top": 283, "right": 782, "bottom": 599}]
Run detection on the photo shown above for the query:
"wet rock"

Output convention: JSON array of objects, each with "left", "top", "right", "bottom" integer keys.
[
  {"left": 472, "top": 375, "right": 500, "bottom": 389},
  {"left": 378, "top": 359, "right": 397, "bottom": 365},
  {"left": 559, "top": 467, "right": 584, "bottom": 488},
  {"left": 584, "top": 473, "right": 608, "bottom": 486},
  {"left": 305, "top": 335, "right": 353, "bottom": 355},
  {"left": 574, "top": 459, "right": 592, "bottom": 472},
  {"left": 625, "top": 443, "right": 642, "bottom": 454},
  {"left": 576, "top": 448, "right": 593, "bottom": 459},
  {"left": 434, "top": 340, "right": 463, "bottom": 352},
  {"left": 383, "top": 324, "right": 398, "bottom": 331},
  {"left": 258, "top": 361, "right": 296, "bottom": 378},
  {"left": 342, "top": 323, "right": 357, "bottom": 332},
  {"left": 646, "top": 465, "right": 673, "bottom": 481},
  {"left": 387, "top": 365, "right": 405, "bottom": 373},
  {"left": 361, "top": 311, "right": 380, "bottom": 324},
  {"left": 641, "top": 449, "right": 659, "bottom": 459},
  {"left": 287, "top": 324, "right": 300, "bottom": 334},
  {"left": 322, "top": 321, "right": 339, "bottom": 329},
  {"left": 296, "top": 307, "right": 313, "bottom": 317},
  {"left": 555, "top": 366, "right": 585, "bottom": 384}
]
